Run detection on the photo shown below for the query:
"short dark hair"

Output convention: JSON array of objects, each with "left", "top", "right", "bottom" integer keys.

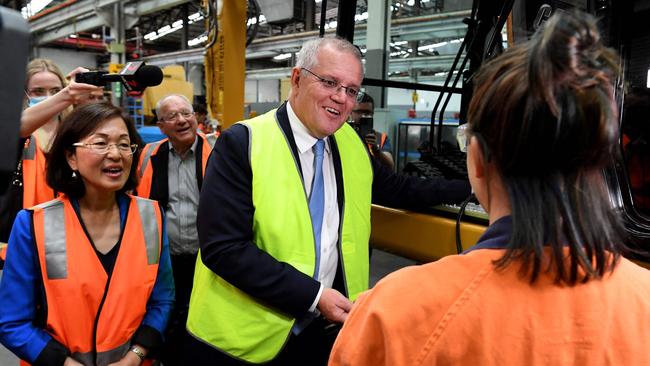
[
  {"left": 358, "top": 93, "right": 374, "bottom": 107},
  {"left": 468, "top": 11, "right": 626, "bottom": 284},
  {"left": 46, "top": 103, "right": 142, "bottom": 198},
  {"left": 193, "top": 103, "right": 208, "bottom": 115}
]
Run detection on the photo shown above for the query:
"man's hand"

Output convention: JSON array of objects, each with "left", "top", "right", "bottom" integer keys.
[
  {"left": 364, "top": 131, "right": 380, "bottom": 153},
  {"left": 317, "top": 288, "right": 353, "bottom": 323}
]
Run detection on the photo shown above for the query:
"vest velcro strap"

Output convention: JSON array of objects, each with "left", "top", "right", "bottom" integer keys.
[
  {"left": 42, "top": 200, "right": 67, "bottom": 280},
  {"left": 135, "top": 198, "right": 160, "bottom": 265},
  {"left": 22, "top": 138, "right": 36, "bottom": 160},
  {"left": 72, "top": 339, "right": 130, "bottom": 365}
]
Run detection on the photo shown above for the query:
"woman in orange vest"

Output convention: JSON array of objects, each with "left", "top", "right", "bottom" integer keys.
[
  {"left": 330, "top": 12, "right": 650, "bottom": 366},
  {"left": 0, "top": 103, "right": 174, "bottom": 366},
  {"left": 0, "top": 59, "right": 103, "bottom": 261}
]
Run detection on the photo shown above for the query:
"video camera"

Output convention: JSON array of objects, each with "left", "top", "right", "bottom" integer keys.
[
  {"left": 75, "top": 61, "right": 163, "bottom": 92},
  {"left": 0, "top": 6, "right": 29, "bottom": 193}
]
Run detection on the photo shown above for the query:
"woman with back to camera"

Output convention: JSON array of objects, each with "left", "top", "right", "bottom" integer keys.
[
  {"left": 329, "top": 11, "right": 650, "bottom": 366},
  {"left": 0, "top": 103, "right": 174, "bottom": 366}
]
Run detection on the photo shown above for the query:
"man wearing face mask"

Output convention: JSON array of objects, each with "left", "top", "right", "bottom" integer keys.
[{"left": 0, "top": 59, "right": 102, "bottom": 266}]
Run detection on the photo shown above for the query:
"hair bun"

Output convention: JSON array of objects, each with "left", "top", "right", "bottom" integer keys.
[{"left": 529, "top": 12, "right": 617, "bottom": 116}]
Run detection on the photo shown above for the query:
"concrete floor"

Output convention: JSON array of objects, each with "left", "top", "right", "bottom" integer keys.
[{"left": 0, "top": 249, "right": 416, "bottom": 363}]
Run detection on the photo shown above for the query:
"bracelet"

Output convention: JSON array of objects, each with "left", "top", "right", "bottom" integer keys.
[{"left": 130, "top": 346, "right": 146, "bottom": 361}]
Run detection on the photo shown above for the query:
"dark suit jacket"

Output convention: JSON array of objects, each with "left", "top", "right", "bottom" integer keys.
[{"left": 197, "top": 102, "right": 471, "bottom": 319}]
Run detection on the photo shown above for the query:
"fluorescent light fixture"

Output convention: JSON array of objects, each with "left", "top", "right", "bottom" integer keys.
[
  {"left": 418, "top": 38, "right": 463, "bottom": 52},
  {"left": 273, "top": 53, "right": 292, "bottom": 61},
  {"left": 247, "top": 14, "right": 267, "bottom": 26},
  {"left": 188, "top": 34, "right": 208, "bottom": 47},
  {"left": 647, "top": 69, "right": 650, "bottom": 88},
  {"left": 324, "top": 20, "right": 337, "bottom": 30},
  {"left": 354, "top": 12, "right": 368, "bottom": 22},
  {"left": 21, "top": 0, "right": 53, "bottom": 18}
]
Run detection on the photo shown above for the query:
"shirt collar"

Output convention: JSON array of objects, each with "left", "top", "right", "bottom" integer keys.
[
  {"left": 287, "top": 101, "right": 330, "bottom": 155},
  {"left": 463, "top": 215, "right": 512, "bottom": 254},
  {"left": 169, "top": 135, "right": 198, "bottom": 157}
]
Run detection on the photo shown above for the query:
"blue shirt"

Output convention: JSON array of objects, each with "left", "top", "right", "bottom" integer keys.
[{"left": 0, "top": 194, "right": 174, "bottom": 363}]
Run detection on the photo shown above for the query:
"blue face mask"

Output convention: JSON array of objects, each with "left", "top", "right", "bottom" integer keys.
[{"left": 28, "top": 96, "right": 48, "bottom": 108}]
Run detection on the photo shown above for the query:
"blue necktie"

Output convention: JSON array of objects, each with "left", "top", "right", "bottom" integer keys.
[
  {"left": 309, "top": 139, "right": 325, "bottom": 279},
  {"left": 292, "top": 139, "right": 326, "bottom": 335}
]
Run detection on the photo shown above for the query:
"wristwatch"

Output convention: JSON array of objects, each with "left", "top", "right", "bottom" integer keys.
[{"left": 130, "top": 345, "right": 146, "bottom": 361}]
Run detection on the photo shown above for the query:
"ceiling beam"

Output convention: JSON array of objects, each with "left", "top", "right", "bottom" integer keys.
[{"left": 30, "top": 0, "right": 193, "bottom": 46}]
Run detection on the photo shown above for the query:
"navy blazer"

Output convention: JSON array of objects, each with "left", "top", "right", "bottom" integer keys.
[{"left": 196, "top": 102, "right": 471, "bottom": 319}]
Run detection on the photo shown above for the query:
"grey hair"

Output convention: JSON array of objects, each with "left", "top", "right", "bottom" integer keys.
[
  {"left": 155, "top": 94, "right": 193, "bottom": 117},
  {"left": 295, "top": 37, "right": 363, "bottom": 72}
]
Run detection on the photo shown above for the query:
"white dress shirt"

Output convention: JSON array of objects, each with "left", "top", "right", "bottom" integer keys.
[{"left": 286, "top": 102, "right": 339, "bottom": 311}]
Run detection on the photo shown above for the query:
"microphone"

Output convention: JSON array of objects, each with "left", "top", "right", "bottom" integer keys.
[{"left": 75, "top": 62, "right": 163, "bottom": 92}]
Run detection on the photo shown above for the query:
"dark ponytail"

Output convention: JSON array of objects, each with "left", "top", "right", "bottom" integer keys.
[{"left": 468, "top": 11, "right": 627, "bottom": 284}]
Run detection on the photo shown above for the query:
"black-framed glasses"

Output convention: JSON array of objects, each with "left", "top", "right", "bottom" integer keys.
[
  {"left": 161, "top": 110, "right": 194, "bottom": 123},
  {"left": 73, "top": 142, "right": 138, "bottom": 155},
  {"left": 301, "top": 68, "right": 363, "bottom": 100}
]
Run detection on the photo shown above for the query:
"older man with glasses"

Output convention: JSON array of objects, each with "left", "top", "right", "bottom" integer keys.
[
  {"left": 186, "top": 37, "right": 470, "bottom": 366},
  {"left": 134, "top": 93, "right": 216, "bottom": 366}
]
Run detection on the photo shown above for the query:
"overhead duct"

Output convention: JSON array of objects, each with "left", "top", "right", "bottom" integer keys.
[{"left": 256, "top": 0, "right": 304, "bottom": 24}]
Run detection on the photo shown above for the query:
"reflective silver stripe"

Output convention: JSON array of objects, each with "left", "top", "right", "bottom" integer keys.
[
  {"left": 139, "top": 141, "right": 162, "bottom": 178},
  {"left": 205, "top": 133, "right": 217, "bottom": 148},
  {"left": 42, "top": 201, "right": 67, "bottom": 280},
  {"left": 135, "top": 198, "right": 160, "bottom": 265},
  {"left": 72, "top": 340, "right": 130, "bottom": 366},
  {"left": 23, "top": 139, "right": 36, "bottom": 160}
]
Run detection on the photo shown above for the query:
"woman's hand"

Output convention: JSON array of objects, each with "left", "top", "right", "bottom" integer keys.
[
  {"left": 64, "top": 67, "right": 105, "bottom": 106},
  {"left": 63, "top": 357, "right": 84, "bottom": 366},
  {"left": 106, "top": 351, "right": 143, "bottom": 366},
  {"left": 20, "top": 67, "right": 105, "bottom": 138}
]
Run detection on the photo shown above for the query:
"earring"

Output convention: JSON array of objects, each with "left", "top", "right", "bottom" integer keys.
[{"left": 71, "top": 171, "right": 77, "bottom": 178}]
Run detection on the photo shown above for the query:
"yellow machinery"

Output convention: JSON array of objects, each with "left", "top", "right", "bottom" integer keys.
[
  {"left": 370, "top": 205, "right": 487, "bottom": 263},
  {"left": 141, "top": 65, "right": 194, "bottom": 119},
  {"left": 204, "top": 0, "right": 246, "bottom": 129}
]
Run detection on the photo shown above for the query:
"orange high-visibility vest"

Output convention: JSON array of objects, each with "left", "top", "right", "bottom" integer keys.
[
  {"left": 379, "top": 132, "right": 388, "bottom": 149},
  {"left": 1, "top": 136, "right": 56, "bottom": 262},
  {"left": 136, "top": 132, "right": 216, "bottom": 198},
  {"left": 26, "top": 195, "right": 162, "bottom": 366},
  {"left": 22, "top": 136, "right": 55, "bottom": 208}
]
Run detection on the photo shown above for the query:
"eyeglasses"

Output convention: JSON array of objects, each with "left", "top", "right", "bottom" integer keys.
[
  {"left": 26, "top": 87, "right": 62, "bottom": 97},
  {"left": 160, "top": 110, "right": 194, "bottom": 123},
  {"left": 301, "top": 68, "right": 363, "bottom": 100},
  {"left": 73, "top": 142, "right": 138, "bottom": 155},
  {"left": 456, "top": 123, "right": 470, "bottom": 153}
]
